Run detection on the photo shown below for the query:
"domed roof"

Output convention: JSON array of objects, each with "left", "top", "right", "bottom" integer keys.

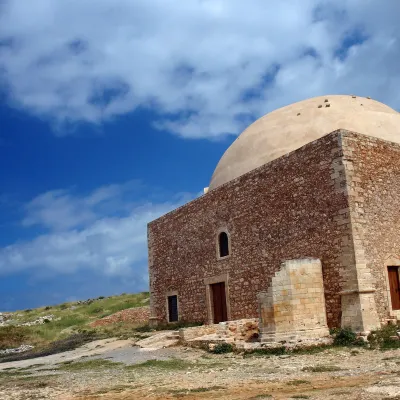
[{"left": 209, "top": 95, "right": 400, "bottom": 190}]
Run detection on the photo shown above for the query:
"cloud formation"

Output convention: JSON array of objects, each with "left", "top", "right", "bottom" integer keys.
[
  {"left": 0, "top": 182, "right": 194, "bottom": 281},
  {"left": 0, "top": 0, "right": 399, "bottom": 138}
]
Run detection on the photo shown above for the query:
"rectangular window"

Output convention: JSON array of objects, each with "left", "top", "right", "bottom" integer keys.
[{"left": 168, "top": 295, "right": 178, "bottom": 322}]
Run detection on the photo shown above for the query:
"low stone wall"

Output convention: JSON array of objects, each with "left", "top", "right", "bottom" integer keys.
[{"left": 180, "top": 318, "right": 259, "bottom": 342}]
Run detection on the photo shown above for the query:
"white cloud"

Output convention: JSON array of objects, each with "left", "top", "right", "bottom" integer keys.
[
  {"left": 0, "top": 0, "right": 399, "bottom": 138},
  {"left": 0, "top": 182, "right": 194, "bottom": 280}
]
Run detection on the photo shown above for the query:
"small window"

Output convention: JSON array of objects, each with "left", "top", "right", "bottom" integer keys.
[
  {"left": 168, "top": 295, "right": 178, "bottom": 322},
  {"left": 219, "top": 232, "right": 229, "bottom": 257}
]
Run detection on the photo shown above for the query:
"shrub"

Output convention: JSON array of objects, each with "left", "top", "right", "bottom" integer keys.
[
  {"left": 332, "top": 327, "right": 364, "bottom": 347},
  {"left": 210, "top": 343, "right": 233, "bottom": 354},
  {"left": 368, "top": 324, "right": 400, "bottom": 350}
]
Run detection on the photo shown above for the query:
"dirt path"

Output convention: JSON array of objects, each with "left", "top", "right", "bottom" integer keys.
[{"left": 1, "top": 341, "right": 400, "bottom": 400}]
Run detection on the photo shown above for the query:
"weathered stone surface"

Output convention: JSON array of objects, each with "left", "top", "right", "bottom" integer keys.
[
  {"left": 342, "top": 132, "right": 400, "bottom": 326},
  {"left": 180, "top": 319, "right": 259, "bottom": 343},
  {"left": 258, "top": 258, "right": 329, "bottom": 343}
]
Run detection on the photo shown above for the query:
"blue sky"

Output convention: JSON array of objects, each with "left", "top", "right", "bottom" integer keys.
[{"left": 0, "top": 0, "right": 399, "bottom": 311}]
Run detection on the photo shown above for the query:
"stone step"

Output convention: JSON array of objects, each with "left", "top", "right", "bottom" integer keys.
[{"left": 166, "top": 331, "right": 180, "bottom": 339}]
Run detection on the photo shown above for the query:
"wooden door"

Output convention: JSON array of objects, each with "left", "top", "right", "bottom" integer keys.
[
  {"left": 388, "top": 266, "right": 400, "bottom": 310},
  {"left": 211, "top": 282, "right": 228, "bottom": 323}
]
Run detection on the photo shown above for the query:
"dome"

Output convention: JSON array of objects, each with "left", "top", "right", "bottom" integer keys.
[{"left": 209, "top": 95, "right": 400, "bottom": 190}]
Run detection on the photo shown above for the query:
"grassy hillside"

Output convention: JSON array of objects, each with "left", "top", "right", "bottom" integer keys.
[{"left": 0, "top": 292, "right": 150, "bottom": 360}]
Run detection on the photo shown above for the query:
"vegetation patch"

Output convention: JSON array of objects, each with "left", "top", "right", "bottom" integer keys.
[
  {"left": 302, "top": 365, "right": 342, "bottom": 372},
  {"left": 126, "top": 359, "right": 191, "bottom": 371},
  {"left": 291, "top": 396, "right": 310, "bottom": 399},
  {"left": 0, "top": 293, "right": 150, "bottom": 354},
  {"left": 368, "top": 324, "right": 400, "bottom": 350},
  {"left": 331, "top": 327, "right": 365, "bottom": 347},
  {"left": 287, "top": 380, "right": 311, "bottom": 386},
  {"left": 0, "top": 325, "right": 30, "bottom": 350},
  {"left": 58, "top": 358, "right": 123, "bottom": 371},
  {"left": 0, "top": 370, "right": 33, "bottom": 378},
  {"left": 249, "top": 394, "right": 273, "bottom": 399},
  {"left": 244, "top": 346, "right": 287, "bottom": 357},
  {"left": 0, "top": 331, "right": 97, "bottom": 363},
  {"left": 210, "top": 343, "right": 234, "bottom": 354}
]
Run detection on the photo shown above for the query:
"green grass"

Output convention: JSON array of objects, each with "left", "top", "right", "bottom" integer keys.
[
  {"left": 58, "top": 358, "right": 124, "bottom": 371},
  {"left": 126, "top": 359, "right": 191, "bottom": 371},
  {"left": 0, "top": 292, "right": 150, "bottom": 362},
  {"left": 0, "top": 370, "right": 33, "bottom": 378}
]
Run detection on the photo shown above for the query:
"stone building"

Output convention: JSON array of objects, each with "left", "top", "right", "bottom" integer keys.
[{"left": 148, "top": 95, "right": 400, "bottom": 340}]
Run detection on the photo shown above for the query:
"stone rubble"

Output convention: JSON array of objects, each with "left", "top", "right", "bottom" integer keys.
[
  {"left": 0, "top": 344, "right": 34, "bottom": 355},
  {"left": 20, "top": 315, "right": 60, "bottom": 326},
  {"left": 0, "top": 312, "right": 13, "bottom": 326},
  {"left": 90, "top": 306, "right": 150, "bottom": 327}
]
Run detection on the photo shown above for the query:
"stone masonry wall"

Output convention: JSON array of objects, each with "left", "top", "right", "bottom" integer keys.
[
  {"left": 342, "top": 131, "right": 400, "bottom": 323},
  {"left": 148, "top": 130, "right": 353, "bottom": 328},
  {"left": 258, "top": 258, "right": 329, "bottom": 343}
]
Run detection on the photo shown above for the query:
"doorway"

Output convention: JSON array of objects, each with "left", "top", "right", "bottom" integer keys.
[
  {"left": 211, "top": 282, "right": 228, "bottom": 323},
  {"left": 388, "top": 266, "right": 400, "bottom": 310},
  {"left": 167, "top": 295, "right": 178, "bottom": 322}
]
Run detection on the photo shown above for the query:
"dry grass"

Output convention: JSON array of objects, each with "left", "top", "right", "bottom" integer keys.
[{"left": 0, "top": 292, "right": 149, "bottom": 360}]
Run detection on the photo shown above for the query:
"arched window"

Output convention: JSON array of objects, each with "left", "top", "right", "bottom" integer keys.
[{"left": 219, "top": 232, "right": 229, "bottom": 257}]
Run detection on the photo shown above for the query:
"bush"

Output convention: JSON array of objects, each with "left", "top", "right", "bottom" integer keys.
[
  {"left": 210, "top": 343, "right": 233, "bottom": 354},
  {"left": 332, "top": 327, "right": 365, "bottom": 347},
  {"left": 368, "top": 324, "right": 400, "bottom": 350}
]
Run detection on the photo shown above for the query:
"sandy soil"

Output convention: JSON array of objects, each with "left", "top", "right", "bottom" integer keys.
[{"left": 1, "top": 337, "right": 400, "bottom": 400}]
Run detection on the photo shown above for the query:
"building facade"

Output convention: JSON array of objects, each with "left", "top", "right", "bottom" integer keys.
[{"left": 148, "top": 95, "right": 400, "bottom": 334}]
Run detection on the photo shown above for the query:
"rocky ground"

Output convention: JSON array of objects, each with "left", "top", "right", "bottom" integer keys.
[{"left": 0, "top": 334, "right": 399, "bottom": 400}]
